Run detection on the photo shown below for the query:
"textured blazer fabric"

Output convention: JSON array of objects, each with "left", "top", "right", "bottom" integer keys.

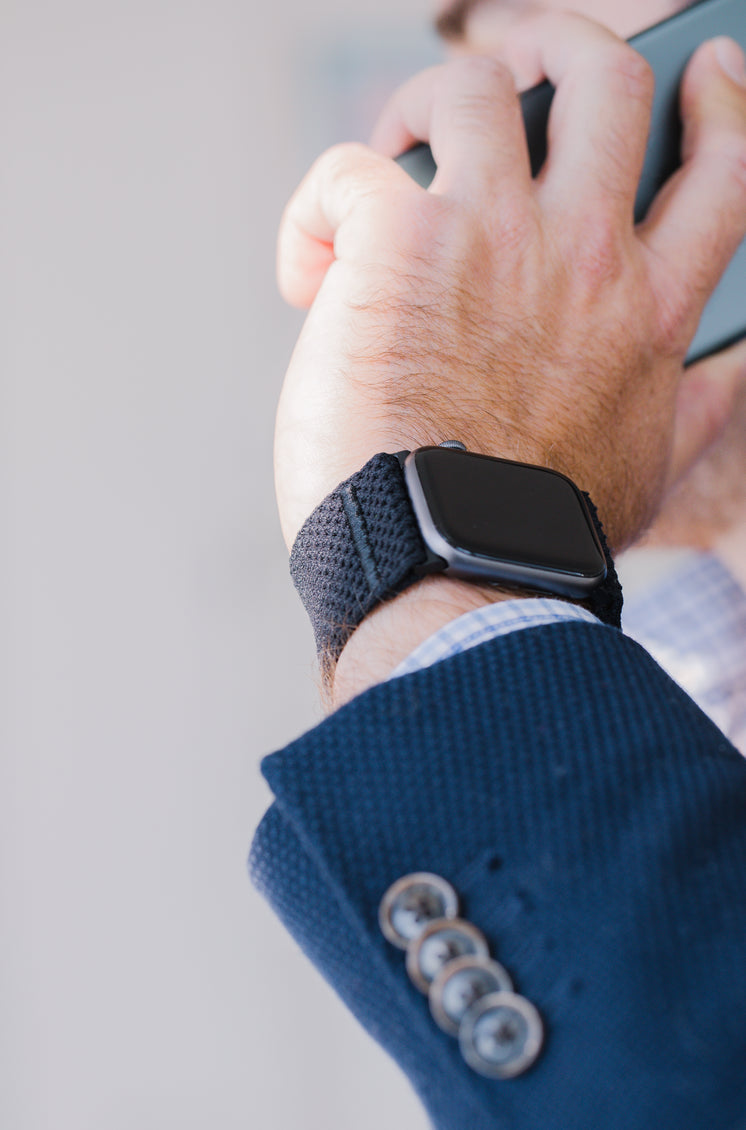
[{"left": 250, "top": 622, "right": 746, "bottom": 1130}]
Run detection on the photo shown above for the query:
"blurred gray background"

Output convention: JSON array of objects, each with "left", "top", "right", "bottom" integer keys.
[{"left": 2, "top": 0, "right": 442, "bottom": 1126}]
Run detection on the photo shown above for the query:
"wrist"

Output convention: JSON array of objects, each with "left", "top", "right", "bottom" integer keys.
[
  {"left": 328, "top": 576, "right": 526, "bottom": 711},
  {"left": 290, "top": 447, "right": 621, "bottom": 712}
]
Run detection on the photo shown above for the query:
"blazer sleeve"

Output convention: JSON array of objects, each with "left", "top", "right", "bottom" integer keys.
[{"left": 249, "top": 621, "right": 746, "bottom": 1130}]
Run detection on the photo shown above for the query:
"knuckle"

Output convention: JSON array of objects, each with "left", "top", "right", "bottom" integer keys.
[
  {"left": 390, "top": 192, "right": 454, "bottom": 254},
  {"left": 585, "top": 42, "right": 655, "bottom": 111},
  {"left": 495, "top": 204, "right": 534, "bottom": 255},
  {"left": 456, "top": 53, "right": 514, "bottom": 92},
  {"left": 613, "top": 46, "right": 655, "bottom": 103},
  {"left": 449, "top": 93, "right": 497, "bottom": 138},
  {"left": 322, "top": 141, "right": 371, "bottom": 177},
  {"left": 431, "top": 188, "right": 532, "bottom": 260},
  {"left": 650, "top": 286, "right": 692, "bottom": 357},
  {"left": 444, "top": 56, "right": 515, "bottom": 132},
  {"left": 653, "top": 308, "right": 683, "bottom": 357},
  {"left": 568, "top": 212, "right": 625, "bottom": 288}
]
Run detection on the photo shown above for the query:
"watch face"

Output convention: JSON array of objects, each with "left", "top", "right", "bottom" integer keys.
[{"left": 409, "top": 447, "right": 606, "bottom": 583}]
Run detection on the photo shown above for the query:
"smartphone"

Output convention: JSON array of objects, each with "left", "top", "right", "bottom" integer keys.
[{"left": 395, "top": 0, "right": 746, "bottom": 364}]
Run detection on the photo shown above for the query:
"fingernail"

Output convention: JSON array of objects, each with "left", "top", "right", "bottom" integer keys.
[{"left": 714, "top": 37, "right": 746, "bottom": 87}]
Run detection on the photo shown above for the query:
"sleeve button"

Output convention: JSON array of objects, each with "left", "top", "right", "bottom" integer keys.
[
  {"left": 429, "top": 956, "right": 514, "bottom": 1036},
  {"left": 459, "top": 991, "right": 544, "bottom": 1079},
  {"left": 378, "top": 873, "right": 460, "bottom": 950},
  {"left": 406, "top": 918, "right": 489, "bottom": 994}
]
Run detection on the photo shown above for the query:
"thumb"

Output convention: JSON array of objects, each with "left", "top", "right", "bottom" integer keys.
[
  {"left": 277, "top": 142, "right": 413, "bottom": 309},
  {"left": 666, "top": 337, "right": 746, "bottom": 491}
]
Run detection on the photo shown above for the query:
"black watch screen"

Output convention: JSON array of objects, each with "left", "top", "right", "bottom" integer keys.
[{"left": 408, "top": 447, "right": 607, "bottom": 587}]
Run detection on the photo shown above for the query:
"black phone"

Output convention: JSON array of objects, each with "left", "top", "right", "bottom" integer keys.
[{"left": 395, "top": 0, "right": 746, "bottom": 364}]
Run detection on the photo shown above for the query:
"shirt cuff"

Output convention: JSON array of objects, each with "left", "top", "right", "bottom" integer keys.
[{"left": 388, "top": 598, "right": 602, "bottom": 681}]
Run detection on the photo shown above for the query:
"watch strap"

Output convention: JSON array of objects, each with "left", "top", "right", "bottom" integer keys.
[
  {"left": 289, "top": 453, "right": 428, "bottom": 666},
  {"left": 289, "top": 451, "right": 623, "bottom": 670}
]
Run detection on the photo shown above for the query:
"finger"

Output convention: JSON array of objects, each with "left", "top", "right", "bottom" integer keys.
[
  {"left": 277, "top": 142, "right": 415, "bottom": 309},
  {"left": 369, "top": 64, "right": 442, "bottom": 158},
  {"left": 369, "top": 56, "right": 533, "bottom": 205},
  {"left": 666, "top": 336, "right": 746, "bottom": 492},
  {"left": 639, "top": 39, "right": 746, "bottom": 338},
  {"left": 498, "top": 11, "right": 655, "bottom": 224}
]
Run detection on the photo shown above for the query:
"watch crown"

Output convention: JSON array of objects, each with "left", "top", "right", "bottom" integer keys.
[{"left": 438, "top": 440, "right": 467, "bottom": 451}]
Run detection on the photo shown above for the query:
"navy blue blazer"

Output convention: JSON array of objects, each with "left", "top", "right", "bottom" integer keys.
[{"left": 250, "top": 621, "right": 746, "bottom": 1129}]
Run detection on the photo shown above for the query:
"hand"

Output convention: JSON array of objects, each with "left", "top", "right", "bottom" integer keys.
[
  {"left": 640, "top": 342, "right": 746, "bottom": 589},
  {"left": 275, "top": 12, "right": 746, "bottom": 558}
]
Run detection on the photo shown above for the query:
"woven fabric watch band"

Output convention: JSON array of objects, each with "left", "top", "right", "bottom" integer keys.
[
  {"left": 289, "top": 454, "right": 427, "bottom": 668},
  {"left": 289, "top": 452, "right": 623, "bottom": 669}
]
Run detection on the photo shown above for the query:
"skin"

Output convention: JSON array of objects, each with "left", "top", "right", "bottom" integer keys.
[
  {"left": 435, "top": 0, "right": 688, "bottom": 48},
  {"left": 275, "top": 7, "right": 746, "bottom": 709},
  {"left": 435, "top": 0, "right": 746, "bottom": 581}
]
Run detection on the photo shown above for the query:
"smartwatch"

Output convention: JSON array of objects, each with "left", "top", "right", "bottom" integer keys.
[{"left": 289, "top": 444, "right": 622, "bottom": 667}]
